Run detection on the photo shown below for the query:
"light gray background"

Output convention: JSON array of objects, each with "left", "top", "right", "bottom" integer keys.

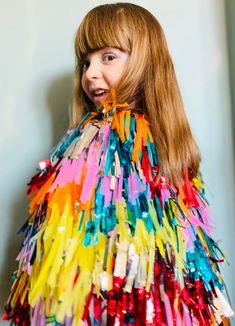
[{"left": 0, "top": 0, "right": 234, "bottom": 324}]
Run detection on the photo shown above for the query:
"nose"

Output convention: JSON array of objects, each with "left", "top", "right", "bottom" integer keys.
[{"left": 83, "top": 60, "right": 102, "bottom": 80}]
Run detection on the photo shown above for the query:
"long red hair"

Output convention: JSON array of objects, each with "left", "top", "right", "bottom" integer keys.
[{"left": 71, "top": 3, "right": 201, "bottom": 186}]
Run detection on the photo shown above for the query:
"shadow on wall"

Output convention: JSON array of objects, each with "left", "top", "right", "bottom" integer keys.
[
  {"left": 0, "top": 74, "right": 73, "bottom": 320},
  {"left": 46, "top": 74, "right": 72, "bottom": 145}
]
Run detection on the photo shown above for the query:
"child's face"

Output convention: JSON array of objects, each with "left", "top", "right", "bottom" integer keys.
[{"left": 81, "top": 47, "right": 129, "bottom": 104}]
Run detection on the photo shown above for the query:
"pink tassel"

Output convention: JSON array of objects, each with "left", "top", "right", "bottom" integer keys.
[
  {"left": 182, "top": 302, "right": 192, "bottom": 326},
  {"left": 176, "top": 311, "right": 182, "bottom": 326},
  {"left": 67, "top": 159, "right": 80, "bottom": 184},
  {"left": 101, "top": 176, "right": 112, "bottom": 206},
  {"left": 163, "top": 292, "right": 173, "bottom": 326},
  {"left": 80, "top": 148, "right": 98, "bottom": 203},
  {"left": 74, "top": 151, "right": 85, "bottom": 185}
]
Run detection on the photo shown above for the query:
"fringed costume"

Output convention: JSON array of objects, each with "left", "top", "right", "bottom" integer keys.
[{"left": 4, "top": 93, "right": 234, "bottom": 325}]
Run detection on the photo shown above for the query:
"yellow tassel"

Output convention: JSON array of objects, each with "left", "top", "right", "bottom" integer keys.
[{"left": 146, "top": 230, "right": 155, "bottom": 291}]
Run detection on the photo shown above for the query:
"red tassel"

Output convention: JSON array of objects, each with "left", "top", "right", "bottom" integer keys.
[
  {"left": 94, "top": 296, "right": 102, "bottom": 322},
  {"left": 183, "top": 168, "right": 199, "bottom": 208},
  {"left": 1, "top": 313, "right": 9, "bottom": 320},
  {"left": 82, "top": 285, "right": 94, "bottom": 321}
]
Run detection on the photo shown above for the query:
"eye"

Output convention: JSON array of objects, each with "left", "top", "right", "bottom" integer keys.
[
  {"left": 103, "top": 53, "right": 116, "bottom": 62},
  {"left": 81, "top": 59, "right": 90, "bottom": 70}
]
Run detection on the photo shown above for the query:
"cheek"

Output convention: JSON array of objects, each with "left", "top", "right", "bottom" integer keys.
[
  {"left": 106, "top": 67, "right": 124, "bottom": 86},
  {"left": 81, "top": 75, "right": 94, "bottom": 102},
  {"left": 81, "top": 75, "right": 90, "bottom": 98}
]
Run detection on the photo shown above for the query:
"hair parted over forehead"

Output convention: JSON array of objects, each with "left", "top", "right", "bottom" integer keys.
[{"left": 71, "top": 3, "right": 201, "bottom": 186}]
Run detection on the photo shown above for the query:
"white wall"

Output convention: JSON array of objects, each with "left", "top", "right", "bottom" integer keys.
[
  {"left": 226, "top": 0, "right": 235, "bottom": 148},
  {"left": 0, "top": 0, "right": 234, "bottom": 324}
]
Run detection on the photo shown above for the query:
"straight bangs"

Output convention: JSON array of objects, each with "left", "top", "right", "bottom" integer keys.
[{"left": 75, "top": 5, "right": 131, "bottom": 60}]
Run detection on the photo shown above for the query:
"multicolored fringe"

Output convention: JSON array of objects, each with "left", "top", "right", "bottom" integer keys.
[{"left": 3, "top": 95, "right": 234, "bottom": 325}]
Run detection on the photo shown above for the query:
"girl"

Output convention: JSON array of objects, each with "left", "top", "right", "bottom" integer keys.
[{"left": 3, "top": 3, "right": 234, "bottom": 325}]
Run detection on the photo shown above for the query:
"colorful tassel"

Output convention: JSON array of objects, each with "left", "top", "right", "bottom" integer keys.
[{"left": 3, "top": 92, "right": 234, "bottom": 325}]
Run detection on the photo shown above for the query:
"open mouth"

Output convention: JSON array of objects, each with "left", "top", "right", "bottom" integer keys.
[{"left": 92, "top": 89, "right": 109, "bottom": 102}]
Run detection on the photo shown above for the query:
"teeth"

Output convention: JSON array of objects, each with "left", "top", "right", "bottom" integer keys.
[{"left": 94, "top": 90, "right": 106, "bottom": 96}]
